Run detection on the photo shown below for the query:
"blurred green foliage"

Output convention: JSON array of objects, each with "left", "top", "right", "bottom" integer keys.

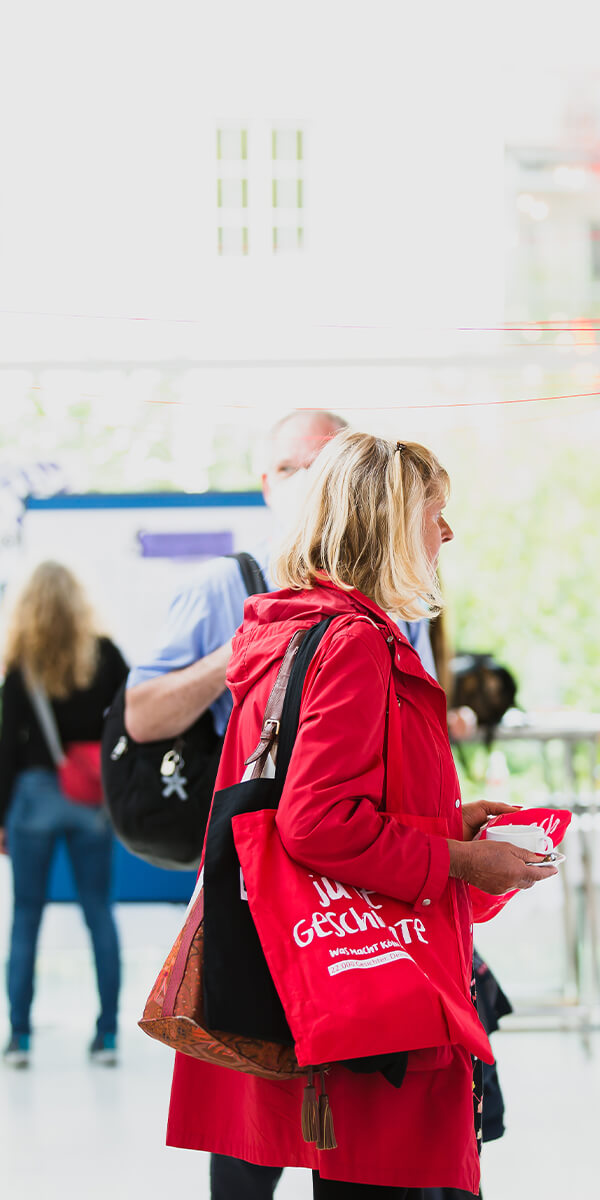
[
  {"left": 439, "top": 399, "right": 600, "bottom": 715},
  {"left": 437, "top": 395, "right": 600, "bottom": 803}
]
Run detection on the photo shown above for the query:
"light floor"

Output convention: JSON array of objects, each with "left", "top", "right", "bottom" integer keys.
[{"left": 1, "top": 862, "right": 598, "bottom": 1200}]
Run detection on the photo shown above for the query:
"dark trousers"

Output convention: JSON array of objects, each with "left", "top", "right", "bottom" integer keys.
[
  {"left": 210, "top": 1157, "right": 428, "bottom": 1198},
  {"left": 313, "top": 1179, "right": 424, "bottom": 1198},
  {"left": 210, "top": 1155, "right": 283, "bottom": 1199},
  {"left": 424, "top": 1191, "right": 480, "bottom": 1199}
]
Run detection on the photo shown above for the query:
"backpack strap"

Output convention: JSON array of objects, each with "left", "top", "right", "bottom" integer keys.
[{"left": 230, "top": 551, "right": 268, "bottom": 596}]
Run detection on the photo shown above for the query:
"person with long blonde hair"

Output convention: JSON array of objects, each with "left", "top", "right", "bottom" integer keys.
[
  {"left": 165, "top": 430, "right": 556, "bottom": 1198},
  {"left": 0, "top": 561, "right": 128, "bottom": 1067}
]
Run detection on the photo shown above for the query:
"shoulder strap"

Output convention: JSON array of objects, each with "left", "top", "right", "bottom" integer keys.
[
  {"left": 242, "top": 617, "right": 333, "bottom": 784},
  {"left": 275, "top": 618, "right": 333, "bottom": 781},
  {"left": 23, "top": 674, "right": 65, "bottom": 767},
  {"left": 231, "top": 551, "right": 268, "bottom": 596}
]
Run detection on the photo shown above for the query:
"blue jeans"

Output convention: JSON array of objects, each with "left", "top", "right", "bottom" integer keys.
[{"left": 5, "top": 769, "right": 121, "bottom": 1037}]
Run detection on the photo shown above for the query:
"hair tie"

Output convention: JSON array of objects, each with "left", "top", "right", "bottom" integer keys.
[{"left": 395, "top": 442, "right": 405, "bottom": 454}]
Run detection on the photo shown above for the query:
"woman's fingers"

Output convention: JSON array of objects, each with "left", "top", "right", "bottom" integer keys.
[
  {"left": 515, "top": 849, "right": 559, "bottom": 887},
  {"left": 448, "top": 839, "right": 559, "bottom": 894},
  {"left": 480, "top": 801, "right": 521, "bottom": 815}
]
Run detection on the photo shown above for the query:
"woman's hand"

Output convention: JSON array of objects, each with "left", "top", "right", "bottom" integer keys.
[
  {"left": 460, "top": 800, "right": 521, "bottom": 842},
  {"left": 448, "top": 838, "right": 558, "bottom": 894}
]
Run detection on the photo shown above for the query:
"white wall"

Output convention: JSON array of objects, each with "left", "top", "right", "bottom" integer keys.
[
  {"left": 14, "top": 497, "right": 272, "bottom": 664},
  {"left": 0, "top": 0, "right": 507, "bottom": 368}
]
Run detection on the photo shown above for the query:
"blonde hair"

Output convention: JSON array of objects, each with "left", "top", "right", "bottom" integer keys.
[
  {"left": 271, "top": 430, "right": 450, "bottom": 619},
  {"left": 4, "top": 561, "right": 100, "bottom": 698}
]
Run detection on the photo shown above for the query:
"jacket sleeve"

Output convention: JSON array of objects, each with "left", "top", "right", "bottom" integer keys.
[{"left": 275, "top": 623, "right": 449, "bottom": 909}]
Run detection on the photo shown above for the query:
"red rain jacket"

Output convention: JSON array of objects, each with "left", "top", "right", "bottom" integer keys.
[{"left": 167, "top": 582, "right": 484, "bottom": 1192}]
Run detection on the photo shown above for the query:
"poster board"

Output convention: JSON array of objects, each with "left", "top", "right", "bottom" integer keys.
[{"left": 17, "top": 492, "right": 271, "bottom": 902}]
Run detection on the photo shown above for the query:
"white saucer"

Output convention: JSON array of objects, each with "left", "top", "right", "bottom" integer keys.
[{"left": 526, "top": 852, "right": 565, "bottom": 866}]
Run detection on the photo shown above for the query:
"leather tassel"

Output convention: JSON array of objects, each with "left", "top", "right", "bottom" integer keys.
[
  {"left": 301, "top": 1067, "right": 319, "bottom": 1144},
  {"left": 316, "top": 1068, "right": 337, "bottom": 1150}
]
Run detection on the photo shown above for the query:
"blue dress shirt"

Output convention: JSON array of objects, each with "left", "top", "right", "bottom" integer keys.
[
  {"left": 397, "top": 619, "right": 437, "bottom": 680},
  {"left": 127, "top": 545, "right": 272, "bottom": 736}
]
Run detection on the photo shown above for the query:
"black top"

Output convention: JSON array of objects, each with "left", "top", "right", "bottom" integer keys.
[{"left": 0, "top": 636, "right": 128, "bottom": 824}]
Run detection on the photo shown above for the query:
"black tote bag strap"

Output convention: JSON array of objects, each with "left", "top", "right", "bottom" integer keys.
[
  {"left": 202, "top": 615, "right": 333, "bottom": 1042},
  {"left": 275, "top": 617, "right": 334, "bottom": 784},
  {"left": 231, "top": 551, "right": 268, "bottom": 596}
]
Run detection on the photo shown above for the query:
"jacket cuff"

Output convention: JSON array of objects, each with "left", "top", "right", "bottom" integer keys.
[{"left": 413, "top": 835, "right": 450, "bottom": 910}]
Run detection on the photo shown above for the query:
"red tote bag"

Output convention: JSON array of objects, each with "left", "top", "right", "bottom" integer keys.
[{"left": 232, "top": 808, "right": 494, "bottom": 1070}]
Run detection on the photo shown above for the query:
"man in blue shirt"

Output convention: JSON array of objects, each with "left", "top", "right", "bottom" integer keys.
[{"left": 125, "top": 409, "right": 347, "bottom": 745}]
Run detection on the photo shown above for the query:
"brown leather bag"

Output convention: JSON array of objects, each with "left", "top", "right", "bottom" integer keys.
[
  {"left": 138, "top": 628, "right": 312, "bottom": 1081},
  {"left": 138, "top": 881, "right": 302, "bottom": 1078}
]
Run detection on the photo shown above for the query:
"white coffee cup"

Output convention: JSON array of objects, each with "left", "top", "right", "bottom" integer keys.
[{"left": 485, "top": 823, "right": 553, "bottom": 855}]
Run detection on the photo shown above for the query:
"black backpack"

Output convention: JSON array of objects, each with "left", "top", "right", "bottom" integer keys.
[
  {"left": 100, "top": 552, "right": 268, "bottom": 871},
  {"left": 450, "top": 651, "right": 518, "bottom": 743}
]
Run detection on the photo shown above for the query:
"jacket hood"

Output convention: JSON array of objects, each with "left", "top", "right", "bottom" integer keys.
[{"left": 226, "top": 580, "right": 433, "bottom": 707}]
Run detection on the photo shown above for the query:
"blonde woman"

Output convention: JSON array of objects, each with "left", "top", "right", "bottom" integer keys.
[
  {"left": 0, "top": 562, "right": 128, "bottom": 1067},
  {"left": 166, "top": 432, "right": 556, "bottom": 1199}
]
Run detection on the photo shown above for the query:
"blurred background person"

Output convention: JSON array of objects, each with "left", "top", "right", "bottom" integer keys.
[
  {"left": 0, "top": 561, "right": 128, "bottom": 1067},
  {"left": 124, "top": 408, "right": 348, "bottom": 748}
]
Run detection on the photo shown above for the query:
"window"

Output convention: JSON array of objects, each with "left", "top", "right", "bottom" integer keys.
[
  {"left": 273, "top": 227, "right": 304, "bottom": 253},
  {"left": 217, "top": 227, "right": 249, "bottom": 256},
  {"left": 271, "top": 127, "right": 305, "bottom": 254},
  {"left": 217, "top": 179, "right": 248, "bottom": 208},
  {"left": 216, "top": 127, "right": 249, "bottom": 255},
  {"left": 272, "top": 179, "right": 303, "bottom": 208},
  {"left": 216, "top": 128, "right": 248, "bottom": 161},
  {"left": 214, "top": 123, "right": 306, "bottom": 256},
  {"left": 272, "top": 129, "right": 303, "bottom": 161}
]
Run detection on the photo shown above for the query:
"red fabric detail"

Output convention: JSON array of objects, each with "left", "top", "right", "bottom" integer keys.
[
  {"left": 58, "top": 742, "right": 103, "bottom": 806},
  {"left": 413, "top": 826, "right": 451, "bottom": 909},
  {"left": 470, "top": 807, "right": 572, "bottom": 922},
  {"left": 166, "top": 1049, "right": 481, "bottom": 1191}
]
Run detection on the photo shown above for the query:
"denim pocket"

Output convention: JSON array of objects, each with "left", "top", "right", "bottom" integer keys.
[{"left": 7, "top": 769, "right": 65, "bottom": 834}]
